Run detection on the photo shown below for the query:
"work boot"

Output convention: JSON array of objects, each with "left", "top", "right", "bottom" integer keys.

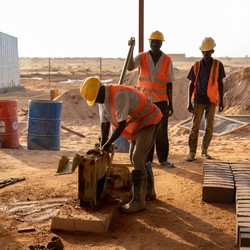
[
  {"left": 46, "top": 236, "right": 64, "bottom": 250},
  {"left": 120, "top": 170, "right": 147, "bottom": 213},
  {"left": 201, "top": 149, "right": 212, "bottom": 159},
  {"left": 145, "top": 162, "right": 156, "bottom": 201},
  {"left": 186, "top": 152, "right": 195, "bottom": 162}
]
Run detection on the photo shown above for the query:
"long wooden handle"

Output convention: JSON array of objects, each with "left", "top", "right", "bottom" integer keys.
[{"left": 118, "top": 37, "right": 135, "bottom": 85}]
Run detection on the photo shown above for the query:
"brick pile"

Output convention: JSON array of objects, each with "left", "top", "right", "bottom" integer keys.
[
  {"left": 202, "top": 162, "right": 250, "bottom": 248},
  {"left": 231, "top": 163, "right": 250, "bottom": 248}
]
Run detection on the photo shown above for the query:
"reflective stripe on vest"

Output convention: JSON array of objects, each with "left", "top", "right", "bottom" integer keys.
[
  {"left": 109, "top": 84, "right": 163, "bottom": 140},
  {"left": 137, "top": 52, "right": 171, "bottom": 102},
  {"left": 192, "top": 59, "right": 220, "bottom": 104}
]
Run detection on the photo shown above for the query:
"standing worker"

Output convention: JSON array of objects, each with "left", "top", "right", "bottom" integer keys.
[
  {"left": 127, "top": 31, "right": 175, "bottom": 168},
  {"left": 80, "top": 76, "right": 163, "bottom": 213},
  {"left": 186, "top": 37, "right": 226, "bottom": 162}
]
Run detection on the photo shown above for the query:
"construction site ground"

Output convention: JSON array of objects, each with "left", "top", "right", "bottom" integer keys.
[{"left": 0, "top": 57, "right": 250, "bottom": 249}]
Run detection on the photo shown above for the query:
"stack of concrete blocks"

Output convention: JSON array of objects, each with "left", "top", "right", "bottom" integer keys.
[
  {"left": 202, "top": 162, "right": 235, "bottom": 203},
  {"left": 231, "top": 163, "right": 250, "bottom": 248}
]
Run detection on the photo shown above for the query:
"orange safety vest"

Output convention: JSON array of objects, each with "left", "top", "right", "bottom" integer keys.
[
  {"left": 108, "top": 84, "right": 163, "bottom": 140},
  {"left": 192, "top": 59, "right": 220, "bottom": 104},
  {"left": 137, "top": 52, "right": 171, "bottom": 102}
]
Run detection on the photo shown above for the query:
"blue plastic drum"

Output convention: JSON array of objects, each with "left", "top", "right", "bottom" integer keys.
[
  {"left": 27, "top": 100, "right": 62, "bottom": 150},
  {"left": 112, "top": 129, "right": 130, "bottom": 153}
]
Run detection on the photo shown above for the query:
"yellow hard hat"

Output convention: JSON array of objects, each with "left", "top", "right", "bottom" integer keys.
[
  {"left": 148, "top": 31, "right": 165, "bottom": 41},
  {"left": 80, "top": 76, "right": 100, "bottom": 106},
  {"left": 199, "top": 37, "right": 216, "bottom": 51}
]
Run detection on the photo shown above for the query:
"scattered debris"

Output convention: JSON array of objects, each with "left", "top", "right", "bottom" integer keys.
[
  {"left": 18, "top": 226, "right": 36, "bottom": 233},
  {"left": 61, "top": 125, "right": 85, "bottom": 138},
  {"left": 0, "top": 177, "right": 25, "bottom": 189},
  {"left": 0, "top": 197, "right": 68, "bottom": 223}
]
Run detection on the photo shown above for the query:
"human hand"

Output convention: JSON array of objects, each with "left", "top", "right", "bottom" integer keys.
[
  {"left": 168, "top": 107, "right": 174, "bottom": 117},
  {"left": 218, "top": 103, "right": 224, "bottom": 112},
  {"left": 128, "top": 37, "right": 135, "bottom": 46},
  {"left": 187, "top": 103, "right": 194, "bottom": 113},
  {"left": 100, "top": 143, "right": 113, "bottom": 154}
]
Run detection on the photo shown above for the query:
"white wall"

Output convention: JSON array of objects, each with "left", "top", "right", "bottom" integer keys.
[{"left": 0, "top": 32, "right": 19, "bottom": 89}]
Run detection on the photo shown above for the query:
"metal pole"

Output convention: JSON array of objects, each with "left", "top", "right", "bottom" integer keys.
[
  {"left": 49, "top": 58, "right": 51, "bottom": 89},
  {"left": 100, "top": 57, "right": 102, "bottom": 81},
  {"left": 139, "top": 0, "right": 144, "bottom": 53}
]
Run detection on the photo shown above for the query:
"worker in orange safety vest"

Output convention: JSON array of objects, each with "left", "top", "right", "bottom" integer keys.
[
  {"left": 186, "top": 37, "right": 226, "bottom": 162},
  {"left": 127, "top": 31, "right": 175, "bottom": 169},
  {"left": 80, "top": 76, "right": 163, "bottom": 213}
]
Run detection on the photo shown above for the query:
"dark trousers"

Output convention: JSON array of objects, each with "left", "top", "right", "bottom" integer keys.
[{"left": 147, "top": 101, "right": 169, "bottom": 163}]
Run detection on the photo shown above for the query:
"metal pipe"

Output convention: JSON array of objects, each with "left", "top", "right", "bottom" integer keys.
[{"left": 139, "top": 0, "right": 144, "bottom": 53}]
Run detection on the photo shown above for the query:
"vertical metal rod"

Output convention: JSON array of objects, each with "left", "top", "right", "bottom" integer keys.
[
  {"left": 49, "top": 58, "right": 51, "bottom": 88},
  {"left": 100, "top": 57, "right": 102, "bottom": 81},
  {"left": 139, "top": 0, "right": 144, "bottom": 53}
]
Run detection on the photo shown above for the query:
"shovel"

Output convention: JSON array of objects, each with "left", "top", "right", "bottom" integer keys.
[{"left": 55, "top": 154, "right": 82, "bottom": 175}]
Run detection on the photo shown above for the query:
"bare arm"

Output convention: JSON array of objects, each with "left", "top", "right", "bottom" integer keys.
[
  {"left": 100, "top": 122, "right": 110, "bottom": 147},
  {"left": 187, "top": 80, "right": 195, "bottom": 113},
  {"left": 167, "top": 82, "right": 173, "bottom": 116},
  {"left": 101, "top": 120, "right": 126, "bottom": 151},
  {"left": 218, "top": 79, "right": 224, "bottom": 112}
]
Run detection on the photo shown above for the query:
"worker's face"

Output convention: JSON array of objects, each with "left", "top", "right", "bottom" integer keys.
[
  {"left": 149, "top": 40, "right": 162, "bottom": 52},
  {"left": 202, "top": 50, "right": 214, "bottom": 62}
]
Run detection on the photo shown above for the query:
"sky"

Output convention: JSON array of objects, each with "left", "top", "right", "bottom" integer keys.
[{"left": 1, "top": 0, "right": 250, "bottom": 58}]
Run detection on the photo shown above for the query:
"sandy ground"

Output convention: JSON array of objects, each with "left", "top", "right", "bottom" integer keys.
[{"left": 0, "top": 57, "right": 250, "bottom": 249}]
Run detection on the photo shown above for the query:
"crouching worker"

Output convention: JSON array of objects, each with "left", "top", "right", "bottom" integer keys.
[{"left": 80, "top": 76, "right": 163, "bottom": 213}]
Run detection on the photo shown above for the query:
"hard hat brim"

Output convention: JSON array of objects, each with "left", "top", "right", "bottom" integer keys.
[{"left": 87, "top": 99, "right": 96, "bottom": 106}]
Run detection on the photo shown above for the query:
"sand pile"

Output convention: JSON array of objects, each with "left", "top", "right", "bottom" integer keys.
[
  {"left": 56, "top": 66, "right": 250, "bottom": 124},
  {"left": 57, "top": 89, "right": 99, "bottom": 123},
  {"left": 224, "top": 67, "right": 250, "bottom": 115}
]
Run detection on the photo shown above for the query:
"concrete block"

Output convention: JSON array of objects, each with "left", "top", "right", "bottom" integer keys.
[
  {"left": 202, "top": 184, "right": 235, "bottom": 203},
  {"left": 239, "top": 227, "right": 250, "bottom": 247},
  {"left": 237, "top": 222, "right": 250, "bottom": 246},
  {"left": 51, "top": 189, "right": 130, "bottom": 233}
]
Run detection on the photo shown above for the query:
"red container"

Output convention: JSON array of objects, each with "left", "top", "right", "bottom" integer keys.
[{"left": 0, "top": 100, "right": 19, "bottom": 148}]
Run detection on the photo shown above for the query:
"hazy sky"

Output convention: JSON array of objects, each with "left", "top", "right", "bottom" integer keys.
[{"left": 1, "top": 0, "right": 250, "bottom": 58}]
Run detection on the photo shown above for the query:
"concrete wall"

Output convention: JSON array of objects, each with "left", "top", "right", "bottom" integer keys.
[{"left": 0, "top": 32, "right": 19, "bottom": 89}]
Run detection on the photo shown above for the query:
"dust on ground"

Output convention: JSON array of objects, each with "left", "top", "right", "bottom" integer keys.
[{"left": 0, "top": 57, "right": 249, "bottom": 250}]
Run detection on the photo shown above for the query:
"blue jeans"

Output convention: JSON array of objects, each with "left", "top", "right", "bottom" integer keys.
[{"left": 188, "top": 103, "right": 216, "bottom": 154}]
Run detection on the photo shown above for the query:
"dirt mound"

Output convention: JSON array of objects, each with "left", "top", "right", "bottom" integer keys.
[
  {"left": 53, "top": 66, "right": 250, "bottom": 124},
  {"left": 57, "top": 89, "right": 99, "bottom": 123},
  {"left": 224, "top": 67, "right": 250, "bottom": 115}
]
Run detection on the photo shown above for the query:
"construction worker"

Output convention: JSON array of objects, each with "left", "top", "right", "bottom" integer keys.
[
  {"left": 186, "top": 37, "right": 225, "bottom": 162},
  {"left": 127, "top": 31, "right": 175, "bottom": 168},
  {"left": 80, "top": 76, "right": 163, "bottom": 213}
]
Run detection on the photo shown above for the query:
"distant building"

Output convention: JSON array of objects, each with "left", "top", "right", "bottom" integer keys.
[{"left": 0, "top": 32, "right": 20, "bottom": 90}]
